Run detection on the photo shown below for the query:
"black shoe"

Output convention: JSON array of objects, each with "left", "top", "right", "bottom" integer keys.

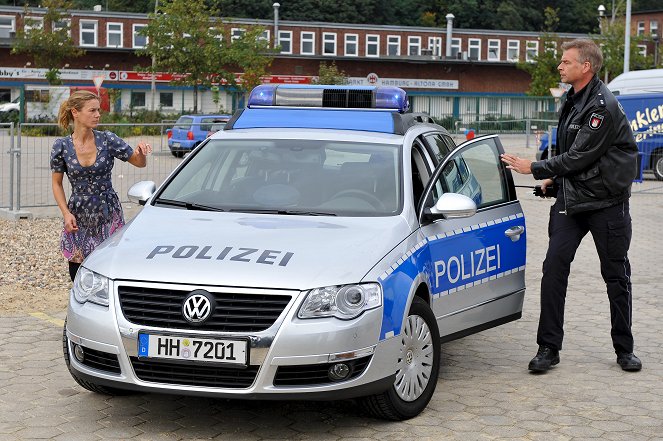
[
  {"left": 528, "top": 346, "right": 560, "bottom": 372},
  {"left": 616, "top": 352, "right": 642, "bottom": 371}
]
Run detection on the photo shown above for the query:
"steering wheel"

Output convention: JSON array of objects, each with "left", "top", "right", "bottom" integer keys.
[{"left": 330, "top": 189, "right": 386, "bottom": 210}]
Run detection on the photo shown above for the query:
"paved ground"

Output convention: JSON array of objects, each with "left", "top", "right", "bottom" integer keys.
[{"left": 1, "top": 140, "right": 662, "bottom": 440}]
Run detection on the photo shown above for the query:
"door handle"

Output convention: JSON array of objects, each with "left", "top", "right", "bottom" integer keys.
[{"left": 505, "top": 225, "right": 525, "bottom": 242}]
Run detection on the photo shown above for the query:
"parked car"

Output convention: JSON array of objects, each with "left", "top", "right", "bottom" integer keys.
[
  {"left": 0, "top": 97, "right": 20, "bottom": 120},
  {"left": 63, "top": 85, "right": 527, "bottom": 420},
  {"left": 167, "top": 114, "right": 231, "bottom": 157}
]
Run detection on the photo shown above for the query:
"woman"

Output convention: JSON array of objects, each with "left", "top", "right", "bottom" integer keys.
[{"left": 51, "top": 90, "right": 152, "bottom": 281}]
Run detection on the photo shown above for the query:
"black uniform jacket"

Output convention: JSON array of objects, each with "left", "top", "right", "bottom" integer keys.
[{"left": 531, "top": 76, "right": 638, "bottom": 215}]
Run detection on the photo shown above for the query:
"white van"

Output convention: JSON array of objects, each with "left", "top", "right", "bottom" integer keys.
[{"left": 607, "top": 69, "right": 663, "bottom": 95}]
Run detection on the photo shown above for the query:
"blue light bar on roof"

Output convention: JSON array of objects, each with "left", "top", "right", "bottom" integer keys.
[{"left": 247, "top": 84, "right": 409, "bottom": 113}]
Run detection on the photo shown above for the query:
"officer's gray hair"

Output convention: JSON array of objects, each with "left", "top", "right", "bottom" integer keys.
[{"left": 561, "top": 39, "right": 603, "bottom": 74}]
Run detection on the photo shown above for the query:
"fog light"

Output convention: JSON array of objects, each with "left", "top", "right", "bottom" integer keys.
[
  {"left": 328, "top": 363, "right": 350, "bottom": 381},
  {"left": 73, "top": 344, "right": 85, "bottom": 362}
]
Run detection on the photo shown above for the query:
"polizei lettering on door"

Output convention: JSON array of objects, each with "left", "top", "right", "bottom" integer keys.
[
  {"left": 146, "top": 245, "right": 294, "bottom": 266},
  {"left": 434, "top": 245, "right": 501, "bottom": 288}
]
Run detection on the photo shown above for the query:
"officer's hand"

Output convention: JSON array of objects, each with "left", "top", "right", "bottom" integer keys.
[
  {"left": 500, "top": 154, "right": 533, "bottom": 175},
  {"left": 541, "top": 179, "right": 554, "bottom": 195}
]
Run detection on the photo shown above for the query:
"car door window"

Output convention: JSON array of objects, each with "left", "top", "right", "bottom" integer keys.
[
  {"left": 424, "top": 133, "right": 455, "bottom": 165},
  {"left": 428, "top": 136, "right": 509, "bottom": 210}
]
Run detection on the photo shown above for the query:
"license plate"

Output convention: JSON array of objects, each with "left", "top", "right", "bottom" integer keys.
[
  {"left": 138, "top": 333, "right": 248, "bottom": 365},
  {"left": 172, "top": 142, "right": 181, "bottom": 147}
]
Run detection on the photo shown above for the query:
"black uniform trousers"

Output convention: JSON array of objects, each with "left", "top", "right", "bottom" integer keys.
[{"left": 537, "top": 198, "right": 634, "bottom": 354}]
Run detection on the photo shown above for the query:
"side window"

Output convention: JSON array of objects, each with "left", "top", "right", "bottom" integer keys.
[
  {"left": 424, "top": 133, "right": 456, "bottom": 165},
  {"left": 430, "top": 137, "right": 509, "bottom": 209},
  {"left": 411, "top": 141, "right": 432, "bottom": 208}
]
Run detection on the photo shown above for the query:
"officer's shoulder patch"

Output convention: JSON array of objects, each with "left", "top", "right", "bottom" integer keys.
[{"left": 589, "top": 112, "right": 604, "bottom": 130}]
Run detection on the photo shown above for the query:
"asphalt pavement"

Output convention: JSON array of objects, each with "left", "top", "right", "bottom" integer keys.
[{"left": 1, "top": 140, "right": 662, "bottom": 440}]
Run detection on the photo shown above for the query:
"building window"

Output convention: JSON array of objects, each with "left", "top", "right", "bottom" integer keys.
[
  {"left": 450, "top": 37, "right": 461, "bottom": 58},
  {"left": 544, "top": 40, "right": 557, "bottom": 56},
  {"left": 366, "top": 34, "right": 379, "bottom": 57},
  {"left": 0, "top": 16, "right": 15, "bottom": 39},
  {"left": 637, "top": 21, "right": 645, "bottom": 36},
  {"left": 301, "top": 31, "right": 315, "bottom": 55},
  {"left": 52, "top": 19, "right": 70, "bottom": 36},
  {"left": 278, "top": 30, "right": 291, "bottom": 54},
  {"left": 79, "top": 20, "right": 97, "bottom": 46},
  {"left": 638, "top": 44, "right": 647, "bottom": 56},
  {"left": 259, "top": 30, "right": 269, "bottom": 43},
  {"left": 468, "top": 38, "right": 481, "bottom": 60},
  {"left": 526, "top": 40, "right": 538, "bottom": 62},
  {"left": 133, "top": 24, "right": 147, "bottom": 48},
  {"left": 231, "top": 28, "right": 245, "bottom": 41},
  {"left": 107, "top": 22, "right": 122, "bottom": 48},
  {"left": 345, "top": 33, "right": 358, "bottom": 56},
  {"left": 323, "top": 32, "right": 336, "bottom": 56},
  {"left": 428, "top": 36, "right": 442, "bottom": 56},
  {"left": 507, "top": 40, "right": 520, "bottom": 61},
  {"left": 131, "top": 91, "right": 146, "bottom": 108},
  {"left": 651, "top": 20, "right": 659, "bottom": 37},
  {"left": 408, "top": 36, "right": 421, "bottom": 56},
  {"left": 387, "top": 35, "right": 400, "bottom": 56},
  {"left": 24, "top": 16, "right": 43, "bottom": 34},
  {"left": 488, "top": 39, "right": 500, "bottom": 60},
  {"left": 160, "top": 92, "right": 173, "bottom": 108}
]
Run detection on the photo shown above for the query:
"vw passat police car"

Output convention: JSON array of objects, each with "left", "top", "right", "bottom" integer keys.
[{"left": 64, "top": 85, "right": 527, "bottom": 420}]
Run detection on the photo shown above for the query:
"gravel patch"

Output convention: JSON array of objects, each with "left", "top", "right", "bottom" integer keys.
[{"left": 0, "top": 218, "right": 70, "bottom": 313}]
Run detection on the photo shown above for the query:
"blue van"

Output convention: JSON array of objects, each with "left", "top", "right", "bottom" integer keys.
[{"left": 168, "top": 114, "right": 231, "bottom": 157}]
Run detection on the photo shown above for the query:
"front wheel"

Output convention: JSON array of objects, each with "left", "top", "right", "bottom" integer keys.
[
  {"left": 360, "top": 296, "right": 440, "bottom": 420},
  {"left": 653, "top": 153, "right": 663, "bottom": 181}
]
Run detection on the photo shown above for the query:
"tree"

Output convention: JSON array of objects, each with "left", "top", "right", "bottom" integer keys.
[
  {"left": 313, "top": 61, "right": 349, "bottom": 85},
  {"left": 11, "top": 0, "right": 84, "bottom": 85},
  {"left": 138, "top": 0, "right": 273, "bottom": 112},
  {"left": 517, "top": 7, "right": 562, "bottom": 96},
  {"left": 224, "top": 27, "right": 274, "bottom": 92}
]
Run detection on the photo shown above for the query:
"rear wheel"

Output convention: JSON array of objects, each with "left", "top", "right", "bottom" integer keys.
[
  {"left": 360, "top": 296, "right": 440, "bottom": 420},
  {"left": 171, "top": 150, "right": 184, "bottom": 158},
  {"left": 62, "top": 319, "right": 130, "bottom": 395},
  {"left": 653, "top": 152, "right": 663, "bottom": 181}
]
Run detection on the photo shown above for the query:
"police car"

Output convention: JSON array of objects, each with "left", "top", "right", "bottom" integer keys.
[{"left": 63, "top": 85, "right": 527, "bottom": 420}]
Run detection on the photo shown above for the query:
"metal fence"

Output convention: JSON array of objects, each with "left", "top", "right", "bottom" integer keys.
[{"left": 1, "top": 121, "right": 662, "bottom": 213}]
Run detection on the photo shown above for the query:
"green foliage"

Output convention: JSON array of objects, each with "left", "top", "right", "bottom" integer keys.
[
  {"left": 595, "top": 11, "right": 652, "bottom": 81},
  {"left": 432, "top": 115, "right": 460, "bottom": 130},
  {"left": 138, "top": 0, "right": 273, "bottom": 110},
  {"left": 11, "top": 0, "right": 84, "bottom": 85},
  {"left": 313, "top": 62, "right": 349, "bottom": 85}
]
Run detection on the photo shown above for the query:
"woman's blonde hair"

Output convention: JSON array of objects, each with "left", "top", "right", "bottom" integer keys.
[{"left": 58, "top": 90, "right": 100, "bottom": 131}]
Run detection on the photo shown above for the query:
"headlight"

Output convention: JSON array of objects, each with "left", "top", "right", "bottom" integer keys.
[
  {"left": 73, "top": 267, "right": 110, "bottom": 306},
  {"left": 298, "top": 283, "right": 382, "bottom": 320}
]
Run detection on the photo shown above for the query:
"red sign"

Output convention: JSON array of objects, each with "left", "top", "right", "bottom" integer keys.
[{"left": 115, "top": 71, "right": 313, "bottom": 85}]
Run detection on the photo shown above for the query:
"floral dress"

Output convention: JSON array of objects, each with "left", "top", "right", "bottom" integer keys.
[{"left": 50, "top": 130, "right": 134, "bottom": 263}]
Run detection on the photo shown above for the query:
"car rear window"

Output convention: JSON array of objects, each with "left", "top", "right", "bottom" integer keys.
[{"left": 175, "top": 117, "right": 193, "bottom": 130}]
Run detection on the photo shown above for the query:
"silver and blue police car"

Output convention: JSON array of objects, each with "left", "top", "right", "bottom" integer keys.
[{"left": 63, "top": 85, "right": 527, "bottom": 420}]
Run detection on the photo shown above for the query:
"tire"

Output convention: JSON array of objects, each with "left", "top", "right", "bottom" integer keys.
[
  {"left": 171, "top": 150, "right": 184, "bottom": 158},
  {"left": 653, "top": 152, "right": 663, "bottom": 181},
  {"left": 62, "top": 319, "right": 131, "bottom": 395},
  {"left": 360, "top": 296, "right": 440, "bottom": 420}
]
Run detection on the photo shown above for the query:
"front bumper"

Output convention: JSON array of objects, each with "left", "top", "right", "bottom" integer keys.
[{"left": 65, "top": 280, "right": 398, "bottom": 399}]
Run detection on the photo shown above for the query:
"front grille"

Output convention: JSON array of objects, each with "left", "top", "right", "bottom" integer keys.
[
  {"left": 322, "top": 89, "right": 373, "bottom": 108},
  {"left": 130, "top": 357, "right": 259, "bottom": 388},
  {"left": 118, "top": 286, "right": 291, "bottom": 332},
  {"left": 80, "top": 347, "right": 121, "bottom": 374},
  {"left": 273, "top": 356, "right": 372, "bottom": 386}
]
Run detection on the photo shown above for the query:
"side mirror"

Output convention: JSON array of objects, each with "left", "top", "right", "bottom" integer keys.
[
  {"left": 128, "top": 181, "right": 156, "bottom": 206},
  {"left": 424, "top": 193, "right": 477, "bottom": 221}
]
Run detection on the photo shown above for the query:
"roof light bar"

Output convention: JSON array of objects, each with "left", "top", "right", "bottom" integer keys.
[{"left": 247, "top": 85, "right": 409, "bottom": 113}]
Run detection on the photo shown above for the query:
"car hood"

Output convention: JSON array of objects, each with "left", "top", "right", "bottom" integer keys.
[{"left": 85, "top": 206, "right": 413, "bottom": 289}]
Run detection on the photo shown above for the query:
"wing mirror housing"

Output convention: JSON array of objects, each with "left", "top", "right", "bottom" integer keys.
[
  {"left": 423, "top": 193, "right": 477, "bottom": 221},
  {"left": 128, "top": 181, "right": 156, "bottom": 206}
]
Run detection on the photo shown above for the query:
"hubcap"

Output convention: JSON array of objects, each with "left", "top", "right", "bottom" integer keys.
[
  {"left": 393, "top": 314, "right": 434, "bottom": 402},
  {"left": 656, "top": 157, "right": 663, "bottom": 178}
]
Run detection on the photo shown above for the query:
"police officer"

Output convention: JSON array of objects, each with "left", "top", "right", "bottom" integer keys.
[{"left": 501, "top": 39, "right": 641, "bottom": 373}]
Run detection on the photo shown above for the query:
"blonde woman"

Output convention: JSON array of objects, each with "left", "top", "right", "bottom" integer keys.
[{"left": 51, "top": 90, "right": 152, "bottom": 281}]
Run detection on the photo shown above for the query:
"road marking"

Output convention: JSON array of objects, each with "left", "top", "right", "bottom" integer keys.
[{"left": 29, "top": 312, "right": 65, "bottom": 327}]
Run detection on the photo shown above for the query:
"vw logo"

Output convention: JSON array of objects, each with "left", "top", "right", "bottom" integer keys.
[{"left": 182, "top": 290, "right": 214, "bottom": 324}]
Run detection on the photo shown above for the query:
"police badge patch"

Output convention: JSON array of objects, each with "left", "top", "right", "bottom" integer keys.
[{"left": 589, "top": 113, "right": 604, "bottom": 130}]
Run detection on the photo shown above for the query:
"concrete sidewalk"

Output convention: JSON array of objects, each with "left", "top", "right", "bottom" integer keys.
[{"left": 1, "top": 140, "right": 662, "bottom": 440}]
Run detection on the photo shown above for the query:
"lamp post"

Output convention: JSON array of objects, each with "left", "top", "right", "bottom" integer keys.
[
  {"left": 150, "top": 0, "right": 159, "bottom": 112},
  {"left": 598, "top": 5, "right": 608, "bottom": 82}
]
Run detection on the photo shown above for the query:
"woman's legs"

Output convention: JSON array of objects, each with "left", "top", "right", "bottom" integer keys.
[{"left": 69, "top": 262, "right": 81, "bottom": 282}]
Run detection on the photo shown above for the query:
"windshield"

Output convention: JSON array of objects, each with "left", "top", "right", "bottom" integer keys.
[{"left": 157, "top": 139, "right": 402, "bottom": 216}]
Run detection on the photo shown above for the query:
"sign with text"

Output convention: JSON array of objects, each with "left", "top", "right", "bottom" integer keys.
[{"left": 348, "top": 74, "right": 459, "bottom": 90}]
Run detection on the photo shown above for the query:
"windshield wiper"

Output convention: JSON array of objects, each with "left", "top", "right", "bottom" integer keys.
[
  {"left": 229, "top": 208, "right": 336, "bottom": 216},
  {"left": 154, "top": 198, "right": 225, "bottom": 212}
]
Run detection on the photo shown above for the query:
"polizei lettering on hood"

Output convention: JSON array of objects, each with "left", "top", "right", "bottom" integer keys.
[{"left": 147, "top": 245, "right": 294, "bottom": 266}]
